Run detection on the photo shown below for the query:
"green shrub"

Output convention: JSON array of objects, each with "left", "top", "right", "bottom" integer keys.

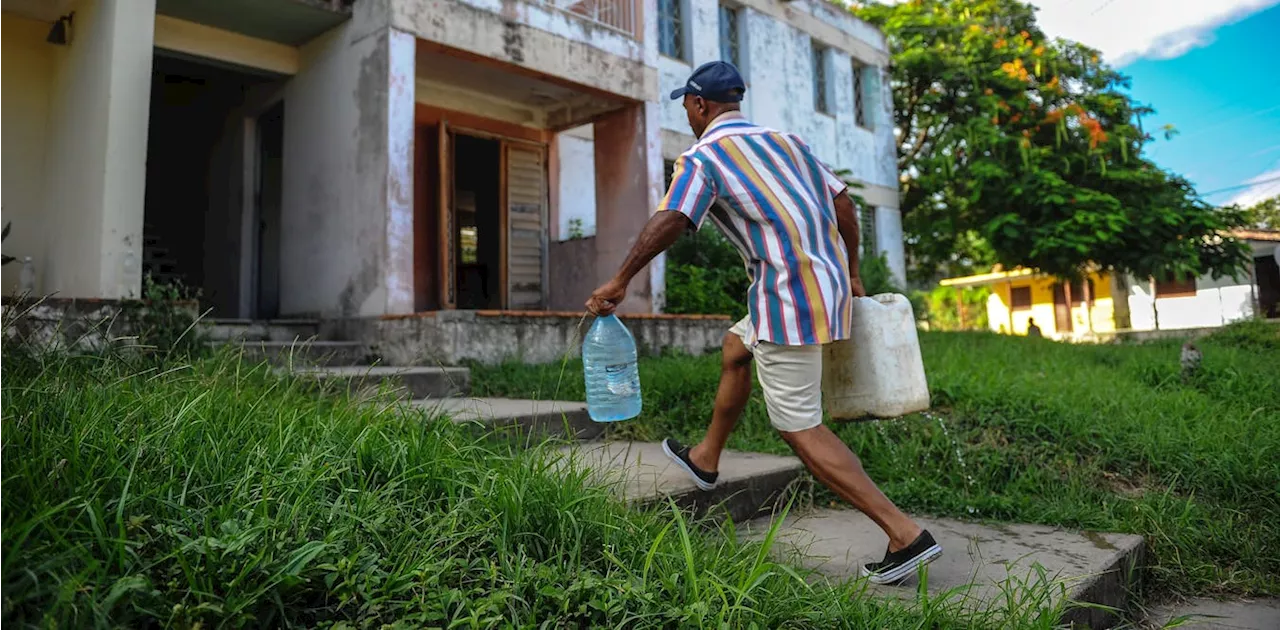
[
  {"left": 916, "top": 284, "right": 992, "bottom": 331},
  {"left": 664, "top": 228, "right": 906, "bottom": 317}
]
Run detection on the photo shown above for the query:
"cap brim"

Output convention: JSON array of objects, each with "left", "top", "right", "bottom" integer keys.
[{"left": 669, "top": 86, "right": 692, "bottom": 101}]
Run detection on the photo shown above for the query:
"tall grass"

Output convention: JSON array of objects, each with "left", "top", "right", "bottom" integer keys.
[
  {"left": 2, "top": 347, "right": 1075, "bottom": 628},
  {"left": 472, "top": 322, "right": 1280, "bottom": 597}
]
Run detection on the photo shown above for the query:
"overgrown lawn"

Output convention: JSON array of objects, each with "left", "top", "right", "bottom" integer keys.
[{"left": 472, "top": 321, "right": 1280, "bottom": 597}]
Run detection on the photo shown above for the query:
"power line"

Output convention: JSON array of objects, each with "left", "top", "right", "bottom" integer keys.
[
  {"left": 1091, "top": 0, "right": 1122, "bottom": 16},
  {"left": 1201, "top": 174, "right": 1280, "bottom": 198}
]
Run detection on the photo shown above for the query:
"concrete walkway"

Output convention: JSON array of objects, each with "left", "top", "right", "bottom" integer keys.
[
  {"left": 1147, "top": 598, "right": 1280, "bottom": 629},
  {"left": 745, "top": 509, "right": 1144, "bottom": 627}
]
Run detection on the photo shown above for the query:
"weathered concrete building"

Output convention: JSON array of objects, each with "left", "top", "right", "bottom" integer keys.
[{"left": 2, "top": 0, "right": 901, "bottom": 323}]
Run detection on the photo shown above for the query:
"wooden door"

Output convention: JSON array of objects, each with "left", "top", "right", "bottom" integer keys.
[
  {"left": 438, "top": 122, "right": 456, "bottom": 309},
  {"left": 1053, "top": 282, "right": 1073, "bottom": 333},
  {"left": 505, "top": 143, "right": 548, "bottom": 309}
]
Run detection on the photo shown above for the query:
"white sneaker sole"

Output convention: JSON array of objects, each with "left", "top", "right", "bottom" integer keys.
[
  {"left": 859, "top": 543, "right": 943, "bottom": 585},
  {"left": 661, "top": 439, "right": 717, "bottom": 491}
]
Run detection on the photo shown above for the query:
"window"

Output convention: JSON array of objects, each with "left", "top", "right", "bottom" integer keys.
[
  {"left": 860, "top": 205, "right": 876, "bottom": 256},
  {"left": 1010, "top": 286, "right": 1032, "bottom": 311},
  {"left": 659, "top": 0, "right": 685, "bottom": 60},
  {"left": 852, "top": 61, "right": 868, "bottom": 128},
  {"left": 812, "top": 43, "right": 829, "bottom": 114},
  {"left": 663, "top": 160, "right": 676, "bottom": 189},
  {"left": 1155, "top": 275, "right": 1197, "bottom": 298},
  {"left": 719, "top": 4, "right": 741, "bottom": 69}
]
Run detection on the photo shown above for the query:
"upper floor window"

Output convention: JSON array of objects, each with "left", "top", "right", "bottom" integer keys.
[
  {"left": 719, "top": 4, "right": 742, "bottom": 70},
  {"left": 860, "top": 205, "right": 877, "bottom": 256},
  {"left": 852, "top": 60, "right": 868, "bottom": 128},
  {"left": 660, "top": 0, "right": 685, "bottom": 60},
  {"left": 812, "top": 43, "right": 829, "bottom": 114},
  {"left": 1155, "top": 275, "right": 1197, "bottom": 298}
]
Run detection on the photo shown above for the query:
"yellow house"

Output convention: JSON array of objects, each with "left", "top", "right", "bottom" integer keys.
[{"left": 939, "top": 268, "right": 1120, "bottom": 340}]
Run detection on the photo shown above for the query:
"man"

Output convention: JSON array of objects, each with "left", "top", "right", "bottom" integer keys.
[{"left": 585, "top": 61, "right": 941, "bottom": 584}]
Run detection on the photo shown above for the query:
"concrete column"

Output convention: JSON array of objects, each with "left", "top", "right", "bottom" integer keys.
[
  {"left": 280, "top": 19, "right": 413, "bottom": 317},
  {"left": 41, "top": 0, "right": 156, "bottom": 299},
  {"left": 876, "top": 205, "right": 907, "bottom": 288},
  {"left": 593, "top": 102, "right": 663, "bottom": 314}
]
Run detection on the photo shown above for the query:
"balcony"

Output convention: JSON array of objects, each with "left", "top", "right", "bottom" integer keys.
[{"left": 535, "top": 0, "right": 636, "bottom": 38}]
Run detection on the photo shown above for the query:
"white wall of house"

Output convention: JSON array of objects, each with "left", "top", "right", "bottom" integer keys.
[
  {"left": 1, "top": 15, "right": 55, "bottom": 296},
  {"left": 555, "top": 125, "right": 599, "bottom": 239},
  {"left": 1126, "top": 274, "right": 1258, "bottom": 331},
  {"left": 1, "top": 0, "right": 156, "bottom": 300}
]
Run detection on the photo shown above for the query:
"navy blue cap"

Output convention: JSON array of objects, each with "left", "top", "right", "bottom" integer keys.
[{"left": 669, "top": 61, "right": 746, "bottom": 102}]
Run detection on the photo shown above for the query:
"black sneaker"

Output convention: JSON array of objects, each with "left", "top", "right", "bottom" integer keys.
[
  {"left": 661, "top": 438, "right": 718, "bottom": 491},
  {"left": 860, "top": 530, "right": 943, "bottom": 585}
]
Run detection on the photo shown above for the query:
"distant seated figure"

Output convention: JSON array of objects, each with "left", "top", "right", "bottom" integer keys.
[{"left": 1026, "top": 318, "right": 1042, "bottom": 338}]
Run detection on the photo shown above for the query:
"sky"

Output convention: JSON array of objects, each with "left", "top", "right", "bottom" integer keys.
[
  {"left": 878, "top": 0, "right": 1280, "bottom": 208},
  {"left": 1026, "top": 0, "right": 1280, "bottom": 208}
]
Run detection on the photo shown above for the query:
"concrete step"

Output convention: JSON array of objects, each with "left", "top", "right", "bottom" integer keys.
[
  {"left": 1147, "top": 597, "right": 1280, "bottom": 630},
  {"left": 204, "top": 318, "right": 321, "bottom": 342},
  {"left": 744, "top": 509, "right": 1145, "bottom": 629},
  {"left": 216, "top": 340, "right": 374, "bottom": 367},
  {"left": 556, "top": 441, "right": 806, "bottom": 523},
  {"left": 416, "top": 397, "right": 598, "bottom": 441},
  {"left": 292, "top": 365, "right": 470, "bottom": 399}
]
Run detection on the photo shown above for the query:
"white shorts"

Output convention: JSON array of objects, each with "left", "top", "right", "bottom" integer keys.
[{"left": 730, "top": 316, "right": 824, "bottom": 433}]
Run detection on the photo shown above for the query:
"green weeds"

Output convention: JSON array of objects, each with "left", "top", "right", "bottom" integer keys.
[
  {"left": 2, "top": 347, "right": 1078, "bottom": 628},
  {"left": 473, "top": 324, "right": 1280, "bottom": 597}
]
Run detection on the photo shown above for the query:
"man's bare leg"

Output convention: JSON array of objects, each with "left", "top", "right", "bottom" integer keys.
[
  {"left": 781, "top": 425, "right": 922, "bottom": 552},
  {"left": 687, "top": 333, "right": 753, "bottom": 473}
]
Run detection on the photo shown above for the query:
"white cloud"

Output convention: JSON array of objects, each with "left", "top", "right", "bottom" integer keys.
[
  {"left": 1029, "top": 0, "right": 1279, "bottom": 66},
  {"left": 1224, "top": 165, "right": 1280, "bottom": 207},
  {"left": 875, "top": 0, "right": 1279, "bottom": 66}
]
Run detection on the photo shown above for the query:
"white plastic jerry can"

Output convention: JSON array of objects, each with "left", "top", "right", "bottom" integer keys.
[{"left": 822, "top": 293, "right": 930, "bottom": 420}]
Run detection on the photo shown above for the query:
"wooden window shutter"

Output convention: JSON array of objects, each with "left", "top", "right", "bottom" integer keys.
[{"left": 506, "top": 143, "right": 547, "bottom": 309}]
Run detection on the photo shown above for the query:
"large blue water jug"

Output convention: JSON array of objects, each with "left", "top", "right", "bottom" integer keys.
[{"left": 582, "top": 314, "right": 642, "bottom": 422}]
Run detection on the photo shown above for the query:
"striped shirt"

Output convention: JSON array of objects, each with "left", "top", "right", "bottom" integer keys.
[{"left": 662, "top": 112, "right": 853, "bottom": 346}]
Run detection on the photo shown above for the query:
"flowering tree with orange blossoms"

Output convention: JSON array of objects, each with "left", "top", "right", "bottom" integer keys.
[{"left": 855, "top": 0, "right": 1249, "bottom": 284}]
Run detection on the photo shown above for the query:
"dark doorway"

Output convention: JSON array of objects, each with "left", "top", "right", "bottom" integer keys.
[
  {"left": 255, "top": 102, "right": 285, "bottom": 319},
  {"left": 453, "top": 134, "right": 502, "bottom": 309},
  {"left": 1257, "top": 254, "right": 1280, "bottom": 319},
  {"left": 143, "top": 54, "right": 273, "bottom": 316}
]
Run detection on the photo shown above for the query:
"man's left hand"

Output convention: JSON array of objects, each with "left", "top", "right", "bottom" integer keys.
[
  {"left": 586, "top": 278, "right": 628, "bottom": 315},
  {"left": 850, "top": 276, "right": 867, "bottom": 298}
]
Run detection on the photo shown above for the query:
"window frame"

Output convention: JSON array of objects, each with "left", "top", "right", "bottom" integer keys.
[
  {"left": 852, "top": 60, "right": 868, "bottom": 129},
  {"left": 1155, "top": 275, "right": 1197, "bottom": 298},
  {"left": 718, "top": 3, "right": 742, "bottom": 70},
  {"left": 1010, "top": 286, "right": 1032, "bottom": 311},
  {"left": 659, "top": 0, "right": 686, "bottom": 61},
  {"left": 812, "top": 41, "right": 830, "bottom": 115}
]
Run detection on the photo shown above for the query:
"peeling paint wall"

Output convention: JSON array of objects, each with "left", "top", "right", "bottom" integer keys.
[
  {"left": 658, "top": 0, "right": 895, "bottom": 191},
  {"left": 392, "top": 0, "right": 655, "bottom": 102},
  {"left": 280, "top": 1, "right": 416, "bottom": 317}
]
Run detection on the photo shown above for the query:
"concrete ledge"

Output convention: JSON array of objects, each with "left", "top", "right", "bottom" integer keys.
[
  {"left": 557, "top": 442, "right": 807, "bottom": 523},
  {"left": 291, "top": 365, "right": 471, "bottom": 399},
  {"left": 216, "top": 340, "right": 374, "bottom": 367},
  {"left": 416, "top": 397, "right": 600, "bottom": 441},
  {"left": 326, "top": 310, "right": 732, "bottom": 366}
]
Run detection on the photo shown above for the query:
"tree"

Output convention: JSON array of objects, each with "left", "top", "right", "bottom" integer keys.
[
  {"left": 854, "top": 0, "right": 1251, "bottom": 283},
  {"left": 1243, "top": 195, "right": 1280, "bottom": 230}
]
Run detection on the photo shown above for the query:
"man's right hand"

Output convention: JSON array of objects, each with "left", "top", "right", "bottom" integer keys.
[
  {"left": 586, "top": 277, "right": 628, "bottom": 316},
  {"left": 850, "top": 276, "right": 867, "bottom": 298}
]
